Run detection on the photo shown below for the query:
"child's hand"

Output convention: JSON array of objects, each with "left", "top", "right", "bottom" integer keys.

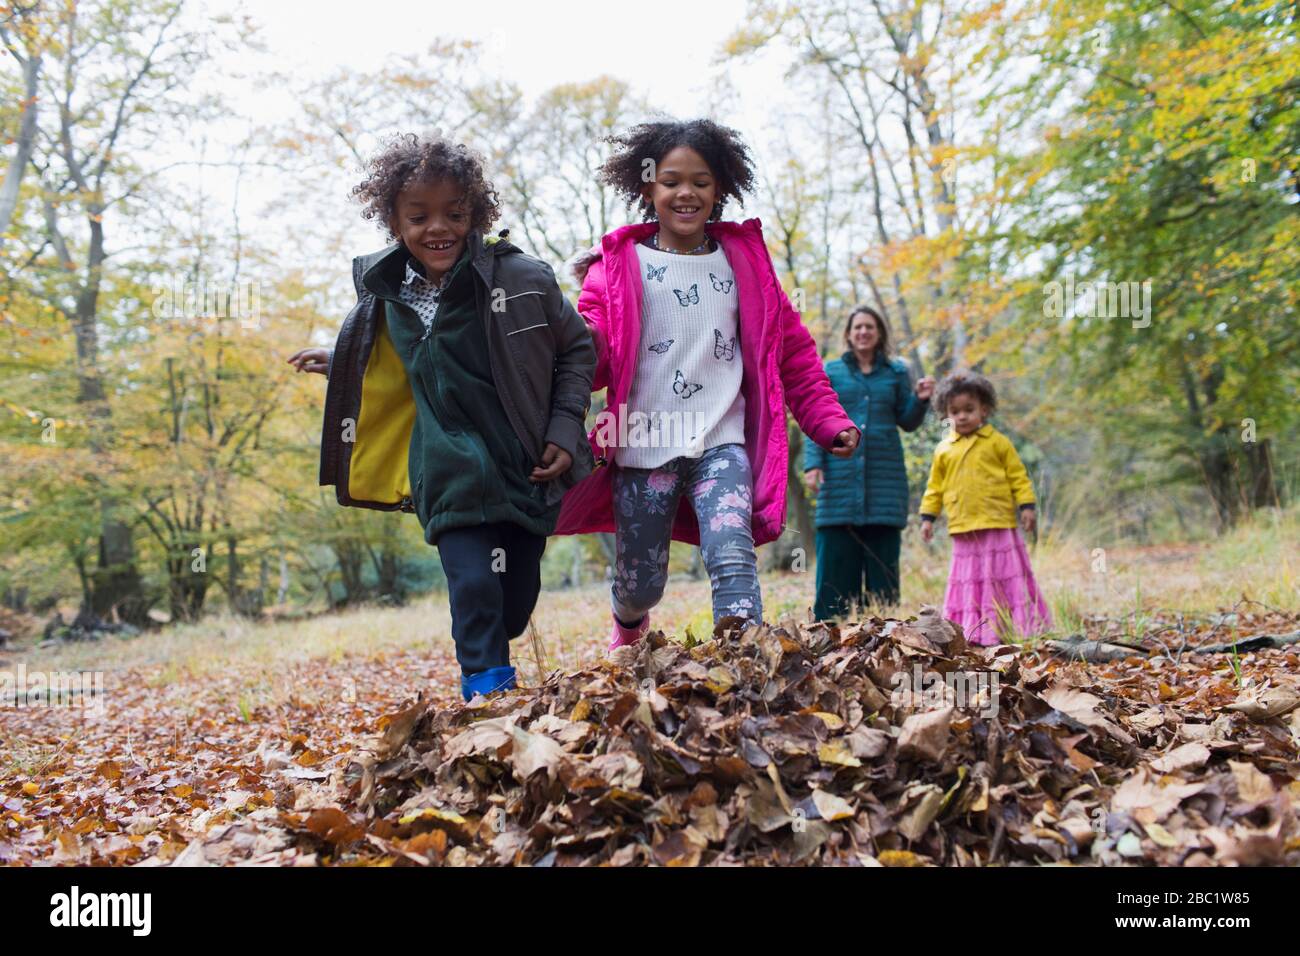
[
  {"left": 921, "top": 520, "right": 935, "bottom": 543},
  {"left": 288, "top": 348, "right": 330, "bottom": 375},
  {"left": 530, "top": 443, "right": 573, "bottom": 482},
  {"left": 1020, "top": 507, "right": 1037, "bottom": 536},
  {"left": 804, "top": 468, "right": 824, "bottom": 494},
  {"left": 829, "top": 428, "right": 860, "bottom": 459}
]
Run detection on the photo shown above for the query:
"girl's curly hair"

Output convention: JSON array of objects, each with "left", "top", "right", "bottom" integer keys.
[
  {"left": 598, "top": 119, "right": 756, "bottom": 221},
  {"left": 351, "top": 132, "right": 501, "bottom": 238},
  {"left": 934, "top": 370, "right": 998, "bottom": 417}
]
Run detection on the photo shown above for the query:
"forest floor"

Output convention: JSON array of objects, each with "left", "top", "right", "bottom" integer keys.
[{"left": 1, "top": 509, "right": 1295, "bottom": 866}]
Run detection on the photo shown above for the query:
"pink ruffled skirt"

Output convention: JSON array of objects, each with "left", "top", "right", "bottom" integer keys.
[{"left": 944, "top": 527, "right": 1052, "bottom": 645}]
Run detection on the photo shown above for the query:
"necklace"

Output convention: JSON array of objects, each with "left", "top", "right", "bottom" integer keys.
[{"left": 649, "top": 231, "right": 712, "bottom": 255}]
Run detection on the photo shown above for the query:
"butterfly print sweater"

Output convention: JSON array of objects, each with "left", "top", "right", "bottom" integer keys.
[{"left": 615, "top": 243, "right": 746, "bottom": 468}]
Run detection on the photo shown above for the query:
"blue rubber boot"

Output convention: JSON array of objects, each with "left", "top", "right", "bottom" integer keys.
[{"left": 461, "top": 665, "right": 516, "bottom": 702}]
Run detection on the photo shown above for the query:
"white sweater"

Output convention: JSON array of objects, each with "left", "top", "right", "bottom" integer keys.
[{"left": 617, "top": 242, "right": 746, "bottom": 469}]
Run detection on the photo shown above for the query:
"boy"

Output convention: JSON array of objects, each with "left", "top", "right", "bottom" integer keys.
[{"left": 289, "top": 133, "right": 595, "bottom": 700}]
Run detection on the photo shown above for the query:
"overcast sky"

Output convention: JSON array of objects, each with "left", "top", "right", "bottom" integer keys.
[
  {"left": 233, "top": 0, "right": 761, "bottom": 111},
  {"left": 182, "top": 0, "right": 797, "bottom": 289}
]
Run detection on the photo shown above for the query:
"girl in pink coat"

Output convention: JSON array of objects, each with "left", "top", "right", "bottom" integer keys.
[{"left": 555, "top": 119, "right": 859, "bottom": 650}]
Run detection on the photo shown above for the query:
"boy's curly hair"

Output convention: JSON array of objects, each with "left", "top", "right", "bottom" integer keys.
[
  {"left": 351, "top": 132, "right": 501, "bottom": 238},
  {"left": 934, "top": 370, "right": 998, "bottom": 417},
  {"left": 598, "top": 119, "right": 756, "bottom": 221}
]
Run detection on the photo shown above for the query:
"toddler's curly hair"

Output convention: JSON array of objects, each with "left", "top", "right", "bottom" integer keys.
[
  {"left": 934, "top": 370, "right": 998, "bottom": 417},
  {"left": 351, "top": 132, "right": 501, "bottom": 239},
  {"left": 598, "top": 119, "right": 756, "bottom": 221}
]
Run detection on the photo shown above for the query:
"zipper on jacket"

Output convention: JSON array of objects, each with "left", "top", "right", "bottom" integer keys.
[{"left": 423, "top": 296, "right": 491, "bottom": 524}]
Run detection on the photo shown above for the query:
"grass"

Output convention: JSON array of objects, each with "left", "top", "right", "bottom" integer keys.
[{"left": 6, "top": 505, "right": 1295, "bottom": 682}]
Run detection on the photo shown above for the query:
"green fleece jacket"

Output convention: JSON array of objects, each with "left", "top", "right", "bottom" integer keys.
[{"left": 374, "top": 246, "right": 557, "bottom": 540}]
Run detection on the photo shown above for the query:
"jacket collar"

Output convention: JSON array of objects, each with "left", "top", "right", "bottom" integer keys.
[
  {"left": 598, "top": 217, "right": 766, "bottom": 258},
  {"left": 357, "top": 231, "right": 518, "bottom": 299},
  {"left": 842, "top": 349, "right": 884, "bottom": 373},
  {"left": 949, "top": 423, "right": 994, "bottom": 442},
  {"left": 402, "top": 259, "right": 451, "bottom": 291}
]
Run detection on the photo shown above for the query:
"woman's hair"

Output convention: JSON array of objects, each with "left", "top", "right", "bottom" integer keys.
[
  {"left": 351, "top": 132, "right": 501, "bottom": 238},
  {"left": 934, "top": 370, "right": 998, "bottom": 416},
  {"left": 598, "top": 119, "right": 757, "bottom": 221},
  {"left": 843, "top": 305, "right": 891, "bottom": 361}
]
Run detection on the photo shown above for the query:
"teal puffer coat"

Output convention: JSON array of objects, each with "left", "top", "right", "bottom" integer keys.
[{"left": 803, "top": 352, "right": 929, "bottom": 528}]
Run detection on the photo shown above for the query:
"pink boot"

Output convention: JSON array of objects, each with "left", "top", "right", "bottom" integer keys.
[{"left": 609, "top": 613, "right": 650, "bottom": 652}]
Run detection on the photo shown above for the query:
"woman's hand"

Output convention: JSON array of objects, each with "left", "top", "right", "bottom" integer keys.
[
  {"left": 915, "top": 376, "right": 935, "bottom": 401},
  {"left": 288, "top": 348, "right": 330, "bottom": 375},
  {"left": 804, "top": 468, "right": 824, "bottom": 494},
  {"left": 829, "top": 428, "right": 860, "bottom": 459},
  {"left": 530, "top": 443, "right": 573, "bottom": 482},
  {"left": 1020, "top": 507, "right": 1037, "bottom": 536}
]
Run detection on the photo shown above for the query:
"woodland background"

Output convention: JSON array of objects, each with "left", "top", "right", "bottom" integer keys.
[{"left": 0, "top": 0, "right": 1296, "bottom": 635}]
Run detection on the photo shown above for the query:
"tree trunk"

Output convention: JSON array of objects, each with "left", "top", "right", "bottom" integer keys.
[
  {"left": 277, "top": 552, "right": 290, "bottom": 605},
  {"left": 63, "top": 206, "right": 149, "bottom": 625},
  {"left": 767, "top": 424, "right": 817, "bottom": 571},
  {"left": 334, "top": 541, "right": 366, "bottom": 606},
  {"left": 376, "top": 545, "right": 403, "bottom": 603},
  {"left": 1199, "top": 430, "right": 1237, "bottom": 530},
  {"left": 570, "top": 543, "right": 583, "bottom": 588},
  {"left": 0, "top": 48, "right": 40, "bottom": 245},
  {"left": 595, "top": 532, "right": 616, "bottom": 569},
  {"left": 1244, "top": 438, "right": 1279, "bottom": 509},
  {"left": 167, "top": 544, "right": 208, "bottom": 623},
  {"left": 90, "top": 500, "right": 148, "bottom": 625},
  {"left": 226, "top": 535, "right": 240, "bottom": 607}
]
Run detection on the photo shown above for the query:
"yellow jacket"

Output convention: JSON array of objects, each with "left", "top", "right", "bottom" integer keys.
[{"left": 919, "top": 424, "right": 1036, "bottom": 533}]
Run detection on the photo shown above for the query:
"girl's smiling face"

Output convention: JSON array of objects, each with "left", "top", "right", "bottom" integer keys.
[
  {"left": 946, "top": 391, "right": 988, "bottom": 436},
  {"left": 643, "top": 146, "right": 719, "bottom": 242},
  {"left": 389, "top": 178, "right": 470, "bottom": 280}
]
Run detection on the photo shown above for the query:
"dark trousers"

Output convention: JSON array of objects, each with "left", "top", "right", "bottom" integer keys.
[
  {"left": 813, "top": 524, "right": 902, "bottom": 620},
  {"left": 436, "top": 522, "right": 547, "bottom": 674}
]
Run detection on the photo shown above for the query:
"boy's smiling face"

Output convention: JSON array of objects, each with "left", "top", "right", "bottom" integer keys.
[
  {"left": 643, "top": 145, "right": 719, "bottom": 242},
  {"left": 390, "top": 178, "right": 471, "bottom": 281}
]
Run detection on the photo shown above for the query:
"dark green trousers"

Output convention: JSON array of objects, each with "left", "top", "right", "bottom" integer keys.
[{"left": 813, "top": 524, "right": 902, "bottom": 620}]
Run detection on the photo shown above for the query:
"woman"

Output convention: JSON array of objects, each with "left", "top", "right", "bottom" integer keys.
[{"left": 804, "top": 305, "right": 934, "bottom": 618}]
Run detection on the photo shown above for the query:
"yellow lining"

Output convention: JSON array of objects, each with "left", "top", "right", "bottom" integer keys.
[{"left": 349, "top": 314, "right": 414, "bottom": 504}]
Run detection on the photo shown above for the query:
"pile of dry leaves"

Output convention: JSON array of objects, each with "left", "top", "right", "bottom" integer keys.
[{"left": 329, "top": 610, "right": 1300, "bottom": 866}]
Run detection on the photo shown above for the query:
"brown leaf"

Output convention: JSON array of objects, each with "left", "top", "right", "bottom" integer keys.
[
  {"left": 1148, "top": 743, "right": 1210, "bottom": 774},
  {"left": 304, "top": 807, "right": 363, "bottom": 847},
  {"left": 1042, "top": 686, "right": 1135, "bottom": 745},
  {"left": 509, "top": 724, "right": 566, "bottom": 783},
  {"left": 651, "top": 827, "right": 707, "bottom": 866},
  {"left": 1110, "top": 769, "right": 1204, "bottom": 824},
  {"left": 897, "top": 707, "right": 953, "bottom": 763},
  {"left": 374, "top": 700, "right": 426, "bottom": 760},
  {"left": 1224, "top": 684, "right": 1300, "bottom": 721},
  {"left": 1228, "top": 760, "right": 1275, "bottom": 805}
]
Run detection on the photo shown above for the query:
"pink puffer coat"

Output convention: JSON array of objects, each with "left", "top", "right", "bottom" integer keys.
[{"left": 554, "top": 218, "right": 855, "bottom": 546}]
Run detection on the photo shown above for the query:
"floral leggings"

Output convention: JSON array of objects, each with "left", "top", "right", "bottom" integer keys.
[{"left": 612, "top": 442, "right": 762, "bottom": 625}]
